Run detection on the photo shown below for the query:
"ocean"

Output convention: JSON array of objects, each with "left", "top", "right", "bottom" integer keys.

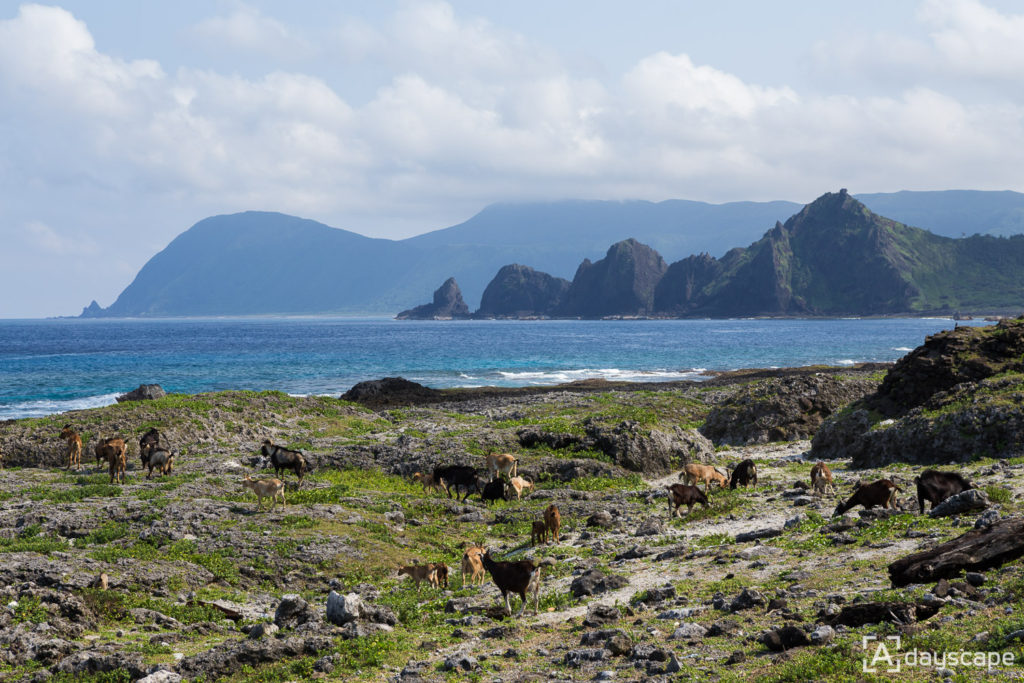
[{"left": 0, "top": 317, "right": 987, "bottom": 420}]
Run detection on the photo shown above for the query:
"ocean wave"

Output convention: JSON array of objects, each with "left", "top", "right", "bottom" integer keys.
[
  {"left": 892, "top": 347, "right": 913, "bottom": 352},
  {"left": 836, "top": 359, "right": 857, "bottom": 366},
  {"left": 492, "top": 368, "right": 709, "bottom": 385},
  {"left": 0, "top": 393, "right": 122, "bottom": 420}
]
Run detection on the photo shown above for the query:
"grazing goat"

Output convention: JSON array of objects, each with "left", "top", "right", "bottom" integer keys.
[
  {"left": 0, "top": 447, "right": 4, "bottom": 470},
  {"left": 729, "top": 459, "right": 758, "bottom": 489},
  {"left": 833, "top": 479, "right": 901, "bottom": 516},
  {"left": 433, "top": 465, "right": 480, "bottom": 501},
  {"left": 530, "top": 520, "right": 548, "bottom": 546},
  {"left": 143, "top": 448, "right": 174, "bottom": 479},
  {"left": 485, "top": 452, "right": 518, "bottom": 480},
  {"left": 680, "top": 463, "right": 728, "bottom": 492},
  {"left": 461, "top": 544, "right": 486, "bottom": 587},
  {"left": 480, "top": 477, "right": 509, "bottom": 504},
  {"left": 261, "top": 439, "right": 307, "bottom": 482},
  {"left": 667, "top": 483, "right": 710, "bottom": 517},
  {"left": 543, "top": 504, "right": 561, "bottom": 544},
  {"left": 60, "top": 425, "right": 82, "bottom": 470},
  {"left": 810, "top": 461, "right": 836, "bottom": 496},
  {"left": 398, "top": 562, "right": 440, "bottom": 590},
  {"left": 508, "top": 475, "right": 534, "bottom": 500},
  {"left": 241, "top": 476, "right": 286, "bottom": 511},
  {"left": 481, "top": 550, "right": 549, "bottom": 617},
  {"left": 412, "top": 471, "right": 444, "bottom": 494},
  {"left": 916, "top": 470, "right": 973, "bottom": 515},
  {"left": 139, "top": 428, "right": 160, "bottom": 460}
]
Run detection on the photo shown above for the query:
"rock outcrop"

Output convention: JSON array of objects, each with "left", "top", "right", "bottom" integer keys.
[
  {"left": 396, "top": 277, "right": 471, "bottom": 320},
  {"left": 476, "top": 264, "right": 570, "bottom": 317},
  {"left": 116, "top": 384, "right": 167, "bottom": 402},
  {"left": 558, "top": 239, "right": 667, "bottom": 317},
  {"left": 812, "top": 318, "right": 1024, "bottom": 467},
  {"left": 700, "top": 374, "right": 877, "bottom": 445}
]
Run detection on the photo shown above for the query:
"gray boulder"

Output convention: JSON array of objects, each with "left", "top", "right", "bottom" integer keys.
[
  {"left": 929, "top": 489, "right": 990, "bottom": 518},
  {"left": 116, "top": 384, "right": 166, "bottom": 402}
]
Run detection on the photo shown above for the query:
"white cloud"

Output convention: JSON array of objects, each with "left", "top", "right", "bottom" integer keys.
[{"left": 191, "top": 2, "right": 312, "bottom": 59}]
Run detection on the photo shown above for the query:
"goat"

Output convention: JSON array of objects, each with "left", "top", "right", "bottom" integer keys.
[
  {"left": 680, "top": 463, "right": 728, "bottom": 493},
  {"left": 461, "top": 544, "right": 486, "bottom": 587},
  {"left": 481, "top": 550, "right": 549, "bottom": 617},
  {"left": 144, "top": 448, "right": 174, "bottom": 479},
  {"left": 530, "top": 520, "right": 548, "bottom": 546},
  {"left": 139, "top": 427, "right": 160, "bottom": 461},
  {"left": 60, "top": 425, "right": 82, "bottom": 470},
  {"left": 667, "top": 483, "right": 710, "bottom": 517},
  {"left": 810, "top": 461, "right": 836, "bottom": 496},
  {"left": 0, "top": 447, "right": 4, "bottom": 470},
  {"left": 833, "top": 479, "right": 901, "bottom": 516},
  {"left": 412, "top": 471, "right": 444, "bottom": 495},
  {"left": 433, "top": 465, "right": 480, "bottom": 501},
  {"left": 916, "top": 470, "right": 973, "bottom": 515},
  {"left": 430, "top": 562, "right": 449, "bottom": 589},
  {"left": 94, "top": 437, "right": 127, "bottom": 484},
  {"left": 261, "top": 439, "right": 307, "bottom": 482},
  {"left": 485, "top": 452, "right": 518, "bottom": 480},
  {"left": 508, "top": 475, "right": 534, "bottom": 500},
  {"left": 543, "top": 504, "right": 561, "bottom": 544},
  {"left": 398, "top": 561, "right": 439, "bottom": 590},
  {"left": 729, "top": 459, "right": 758, "bottom": 489},
  {"left": 241, "top": 476, "right": 286, "bottom": 511},
  {"left": 480, "top": 477, "right": 509, "bottom": 504}
]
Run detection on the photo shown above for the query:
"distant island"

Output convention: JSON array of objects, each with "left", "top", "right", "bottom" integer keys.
[
  {"left": 79, "top": 189, "right": 1024, "bottom": 318},
  {"left": 399, "top": 190, "right": 1024, "bottom": 319}
]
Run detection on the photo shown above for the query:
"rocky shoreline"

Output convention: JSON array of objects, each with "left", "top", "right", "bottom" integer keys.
[{"left": 0, "top": 343, "right": 1022, "bottom": 682}]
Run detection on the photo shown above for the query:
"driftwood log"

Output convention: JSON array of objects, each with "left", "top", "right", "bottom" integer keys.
[{"left": 889, "top": 517, "right": 1024, "bottom": 587}]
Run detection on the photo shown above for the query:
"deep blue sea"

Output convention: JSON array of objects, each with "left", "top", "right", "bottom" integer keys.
[{"left": 0, "top": 317, "right": 988, "bottom": 420}]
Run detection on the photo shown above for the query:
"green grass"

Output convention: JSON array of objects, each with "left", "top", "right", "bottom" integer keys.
[
  {"left": 80, "top": 588, "right": 226, "bottom": 625},
  {"left": 0, "top": 524, "right": 67, "bottom": 554}
]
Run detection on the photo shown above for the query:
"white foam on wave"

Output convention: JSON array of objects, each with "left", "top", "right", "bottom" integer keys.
[
  {"left": 0, "top": 393, "right": 122, "bottom": 420},
  {"left": 892, "top": 347, "right": 913, "bottom": 352},
  {"left": 491, "top": 367, "right": 709, "bottom": 385},
  {"left": 836, "top": 359, "right": 857, "bottom": 366}
]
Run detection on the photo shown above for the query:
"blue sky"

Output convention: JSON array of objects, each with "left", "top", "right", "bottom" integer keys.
[{"left": 2, "top": 0, "right": 1024, "bottom": 317}]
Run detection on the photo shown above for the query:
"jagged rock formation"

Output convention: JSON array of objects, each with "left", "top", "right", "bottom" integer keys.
[
  {"left": 558, "top": 239, "right": 667, "bottom": 317},
  {"left": 395, "top": 278, "right": 471, "bottom": 320},
  {"left": 812, "top": 318, "right": 1024, "bottom": 467},
  {"left": 476, "top": 264, "right": 570, "bottom": 317},
  {"left": 700, "top": 374, "right": 878, "bottom": 446}
]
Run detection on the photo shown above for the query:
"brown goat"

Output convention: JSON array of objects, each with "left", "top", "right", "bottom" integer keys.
[
  {"left": 680, "top": 463, "right": 728, "bottom": 493},
  {"left": 241, "top": 476, "right": 286, "bottom": 511},
  {"left": 60, "top": 425, "right": 82, "bottom": 470},
  {"left": 398, "top": 562, "right": 440, "bottom": 590},
  {"left": 508, "top": 476, "right": 534, "bottom": 500},
  {"left": 543, "top": 504, "right": 561, "bottom": 544},
  {"left": 94, "top": 437, "right": 127, "bottom": 484},
  {"left": 810, "top": 461, "right": 836, "bottom": 496},
  {"left": 485, "top": 452, "right": 518, "bottom": 480},
  {"left": 430, "top": 562, "right": 449, "bottom": 589},
  {"left": 412, "top": 471, "right": 444, "bottom": 495},
  {"left": 667, "top": 483, "right": 710, "bottom": 517},
  {"left": 461, "top": 544, "right": 486, "bottom": 587},
  {"left": 530, "top": 520, "right": 548, "bottom": 546},
  {"left": 833, "top": 479, "right": 901, "bottom": 516}
]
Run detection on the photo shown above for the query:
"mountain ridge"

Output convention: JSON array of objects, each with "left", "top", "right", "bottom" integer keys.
[{"left": 82, "top": 190, "right": 1024, "bottom": 318}]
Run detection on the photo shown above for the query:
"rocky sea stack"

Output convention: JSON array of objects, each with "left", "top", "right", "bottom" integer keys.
[{"left": 396, "top": 277, "right": 471, "bottom": 320}]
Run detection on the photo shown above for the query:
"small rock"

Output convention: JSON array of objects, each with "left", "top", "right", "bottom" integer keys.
[
  {"left": 730, "top": 588, "right": 766, "bottom": 612},
  {"left": 584, "top": 604, "right": 621, "bottom": 627},
  {"left": 671, "top": 623, "right": 707, "bottom": 640},
  {"left": 810, "top": 625, "right": 835, "bottom": 645},
  {"left": 761, "top": 625, "right": 810, "bottom": 651},
  {"left": 965, "top": 572, "right": 985, "bottom": 587}
]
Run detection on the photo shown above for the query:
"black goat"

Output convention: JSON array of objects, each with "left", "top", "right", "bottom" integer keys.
[
  {"left": 729, "top": 459, "right": 758, "bottom": 489},
  {"left": 481, "top": 550, "right": 549, "bottom": 617},
  {"left": 833, "top": 479, "right": 901, "bottom": 516},
  {"left": 666, "top": 483, "right": 709, "bottom": 517},
  {"left": 480, "top": 477, "right": 508, "bottom": 504},
  {"left": 144, "top": 448, "right": 174, "bottom": 479},
  {"left": 139, "top": 427, "right": 160, "bottom": 460},
  {"left": 434, "top": 465, "right": 480, "bottom": 501},
  {"left": 916, "top": 470, "right": 973, "bottom": 515},
  {"left": 261, "top": 439, "right": 307, "bottom": 481}
]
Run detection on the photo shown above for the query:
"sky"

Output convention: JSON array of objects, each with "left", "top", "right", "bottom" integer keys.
[{"left": 2, "top": 0, "right": 1024, "bottom": 318}]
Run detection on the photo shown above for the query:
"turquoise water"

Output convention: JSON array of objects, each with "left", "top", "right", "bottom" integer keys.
[{"left": 0, "top": 317, "right": 984, "bottom": 419}]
